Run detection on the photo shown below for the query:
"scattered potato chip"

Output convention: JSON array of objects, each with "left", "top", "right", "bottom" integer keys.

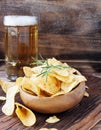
[
  {"left": 2, "top": 85, "right": 19, "bottom": 116},
  {"left": 15, "top": 102, "right": 36, "bottom": 126},
  {"left": 0, "top": 96, "right": 6, "bottom": 101},
  {"left": 84, "top": 91, "right": 89, "bottom": 97},
  {"left": 46, "top": 116, "right": 60, "bottom": 123},
  {"left": 0, "top": 80, "right": 16, "bottom": 93},
  {"left": 85, "top": 85, "right": 89, "bottom": 89}
]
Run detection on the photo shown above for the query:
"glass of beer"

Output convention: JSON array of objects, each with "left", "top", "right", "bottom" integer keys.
[{"left": 4, "top": 15, "right": 38, "bottom": 81}]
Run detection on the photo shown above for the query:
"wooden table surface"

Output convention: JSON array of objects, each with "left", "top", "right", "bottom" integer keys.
[{"left": 0, "top": 61, "right": 101, "bottom": 130}]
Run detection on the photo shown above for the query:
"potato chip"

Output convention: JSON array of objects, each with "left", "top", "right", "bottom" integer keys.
[
  {"left": 48, "top": 58, "right": 66, "bottom": 67},
  {"left": 22, "top": 88, "right": 36, "bottom": 95},
  {"left": 50, "top": 72, "right": 74, "bottom": 83},
  {"left": 85, "top": 85, "right": 89, "bottom": 89},
  {"left": 51, "top": 90, "right": 65, "bottom": 97},
  {"left": 15, "top": 102, "right": 36, "bottom": 126},
  {"left": 52, "top": 67, "right": 69, "bottom": 77},
  {"left": 84, "top": 91, "right": 89, "bottom": 97},
  {"left": 2, "top": 85, "right": 19, "bottom": 116},
  {"left": 61, "top": 81, "right": 77, "bottom": 93},
  {"left": 61, "top": 74, "right": 87, "bottom": 93},
  {"left": 0, "top": 96, "right": 6, "bottom": 101},
  {"left": 23, "top": 66, "right": 34, "bottom": 77},
  {"left": 46, "top": 116, "right": 60, "bottom": 123},
  {"left": 22, "top": 77, "right": 41, "bottom": 96},
  {"left": 45, "top": 58, "right": 70, "bottom": 77},
  {"left": 31, "top": 65, "right": 42, "bottom": 74},
  {"left": 37, "top": 76, "right": 61, "bottom": 96},
  {"left": 16, "top": 77, "right": 23, "bottom": 87},
  {"left": 73, "top": 74, "right": 87, "bottom": 82},
  {"left": 0, "top": 80, "right": 16, "bottom": 93}
]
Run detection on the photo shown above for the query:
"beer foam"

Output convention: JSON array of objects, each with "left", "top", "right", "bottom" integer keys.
[{"left": 4, "top": 16, "right": 37, "bottom": 26}]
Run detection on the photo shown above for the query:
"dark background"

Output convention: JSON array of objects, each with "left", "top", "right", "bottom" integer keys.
[{"left": 0, "top": 0, "right": 101, "bottom": 62}]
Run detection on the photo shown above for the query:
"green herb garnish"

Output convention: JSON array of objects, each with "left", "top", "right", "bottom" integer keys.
[{"left": 32, "top": 58, "right": 70, "bottom": 81}]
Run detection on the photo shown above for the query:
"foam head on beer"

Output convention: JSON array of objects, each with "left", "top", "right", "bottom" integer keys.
[{"left": 4, "top": 15, "right": 37, "bottom": 26}]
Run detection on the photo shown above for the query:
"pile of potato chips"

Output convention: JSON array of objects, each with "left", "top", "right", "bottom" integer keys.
[
  {"left": 0, "top": 58, "right": 87, "bottom": 127},
  {"left": 17, "top": 58, "right": 87, "bottom": 97}
]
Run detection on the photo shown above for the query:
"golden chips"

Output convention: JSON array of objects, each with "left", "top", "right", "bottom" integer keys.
[
  {"left": 0, "top": 57, "right": 87, "bottom": 127},
  {"left": 21, "top": 58, "right": 87, "bottom": 97}
]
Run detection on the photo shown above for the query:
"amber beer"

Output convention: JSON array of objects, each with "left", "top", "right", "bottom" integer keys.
[{"left": 4, "top": 16, "right": 38, "bottom": 81}]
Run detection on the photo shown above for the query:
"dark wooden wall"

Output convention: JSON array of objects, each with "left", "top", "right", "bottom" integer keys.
[{"left": 0, "top": 0, "right": 101, "bottom": 61}]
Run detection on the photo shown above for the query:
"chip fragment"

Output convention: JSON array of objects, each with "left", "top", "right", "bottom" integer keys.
[
  {"left": 84, "top": 91, "right": 89, "bottom": 97},
  {"left": 46, "top": 116, "right": 60, "bottom": 123}
]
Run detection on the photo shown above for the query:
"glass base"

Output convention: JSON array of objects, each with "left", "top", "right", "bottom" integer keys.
[{"left": 6, "top": 74, "right": 18, "bottom": 81}]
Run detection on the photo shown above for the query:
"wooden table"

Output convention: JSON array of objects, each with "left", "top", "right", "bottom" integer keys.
[{"left": 0, "top": 61, "right": 101, "bottom": 130}]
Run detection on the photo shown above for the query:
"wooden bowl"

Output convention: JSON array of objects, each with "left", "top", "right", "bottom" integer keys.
[{"left": 19, "top": 82, "right": 85, "bottom": 114}]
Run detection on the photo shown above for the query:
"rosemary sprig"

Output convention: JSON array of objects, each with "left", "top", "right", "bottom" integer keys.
[
  {"left": 31, "top": 57, "right": 44, "bottom": 66},
  {"left": 31, "top": 55, "right": 70, "bottom": 81},
  {"left": 33, "top": 58, "right": 69, "bottom": 81}
]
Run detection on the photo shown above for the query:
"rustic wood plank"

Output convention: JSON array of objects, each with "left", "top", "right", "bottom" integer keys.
[
  {"left": 38, "top": 33, "right": 101, "bottom": 60},
  {"left": 91, "top": 121, "right": 101, "bottom": 130},
  {"left": 68, "top": 104, "right": 101, "bottom": 130},
  {"left": 0, "top": 0, "right": 101, "bottom": 61},
  {"left": 0, "top": 63, "right": 101, "bottom": 130}
]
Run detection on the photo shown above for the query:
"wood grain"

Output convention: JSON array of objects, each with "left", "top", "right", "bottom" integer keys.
[{"left": 0, "top": 62, "right": 101, "bottom": 130}]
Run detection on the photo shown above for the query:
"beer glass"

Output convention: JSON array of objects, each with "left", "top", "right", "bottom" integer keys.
[{"left": 4, "top": 16, "right": 38, "bottom": 81}]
